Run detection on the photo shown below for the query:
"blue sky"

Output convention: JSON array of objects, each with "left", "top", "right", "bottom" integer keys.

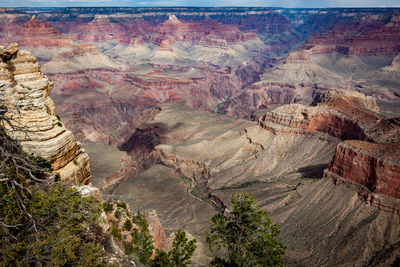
[{"left": 1, "top": 0, "right": 400, "bottom": 8}]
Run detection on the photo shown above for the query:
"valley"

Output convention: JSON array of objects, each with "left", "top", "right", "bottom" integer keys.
[{"left": 1, "top": 6, "right": 399, "bottom": 266}]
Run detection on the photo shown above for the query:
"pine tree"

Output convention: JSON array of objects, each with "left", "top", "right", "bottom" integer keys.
[
  {"left": 206, "top": 192, "right": 285, "bottom": 266},
  {"left": 131, "top": 211, "right": 155, "bottom": 265},
  {"left": 151, "top": 230, "right": 197, "bottom": 267}
]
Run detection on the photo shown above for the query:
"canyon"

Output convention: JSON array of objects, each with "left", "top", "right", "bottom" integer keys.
[{"left": 0, "top": 6, "right": 399, "bottom": 266}]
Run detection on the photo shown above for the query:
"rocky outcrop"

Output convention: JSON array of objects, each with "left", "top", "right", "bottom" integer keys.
[
  {"left": 151, "top": 16, "right": 259, "bottom": 49},
  {"left": 14, "top": 17, "right": 74, "bottom": 48},
  {"left": 0, "top": 43, "right": 91, "bottom": 184},
  {"left": 41, "top": 43, "right": 126, "bottom": 73},
  {"left": 144, "top": 209, "right": 168, "bottom": 251},
  {"left": 328, "top": 141, "right": 400, "bottom": 199},
  {"left": 256, "top": 89, "right": 400, "bottom": 210},
  {"left": 258, "top": 89, "right": 381, "bottom": 140},
  {"left": 284, "top": 50, "right": 311, "bottom": 64},
  {"left": 325, "top": 129, "right": 400, "bottom": 211}
]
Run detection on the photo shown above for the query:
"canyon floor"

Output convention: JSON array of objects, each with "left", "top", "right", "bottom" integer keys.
[{"left": 84, "top": 99, "right": 400, "bottom": 266}]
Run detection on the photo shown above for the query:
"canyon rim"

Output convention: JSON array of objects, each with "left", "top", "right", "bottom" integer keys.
[{"left": 0, "top": 4, "right": 400, "bottom": 266}]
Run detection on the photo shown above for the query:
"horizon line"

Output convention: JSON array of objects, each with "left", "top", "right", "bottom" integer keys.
[{"left": 3, "top": 6, "right": 400, "bottom": 9}]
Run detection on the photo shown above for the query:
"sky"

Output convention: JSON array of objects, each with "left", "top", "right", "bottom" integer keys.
[{"left": 1, "top": 0, "right": 400, "bottom": 8}]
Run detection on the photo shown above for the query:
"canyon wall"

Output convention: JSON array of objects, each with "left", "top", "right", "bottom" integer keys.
[{"left": 1, "top": 7, "right": 399, "bottom": 143}]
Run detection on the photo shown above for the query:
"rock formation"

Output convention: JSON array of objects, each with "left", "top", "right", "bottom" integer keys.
[
  {"left": 259, "top": 89, "right": 381, "bottom": 139},
  {"left": 258, "top": 89, "right": 400, "bottom": 211},
  {"left": 0, "top": 43, "right": 91, "bottom": 184}
]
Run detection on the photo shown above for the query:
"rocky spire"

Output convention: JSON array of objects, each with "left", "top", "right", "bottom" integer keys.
[{"left": 0, "top": 43, "right": 91, "bottom": 184}]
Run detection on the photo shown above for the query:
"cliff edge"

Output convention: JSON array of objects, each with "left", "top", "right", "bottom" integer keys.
[{"left": 0, "top": 43, "right": 91, "bottom": 184}]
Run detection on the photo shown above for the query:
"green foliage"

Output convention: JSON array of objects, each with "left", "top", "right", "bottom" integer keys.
[
  {"left": 168, "top": 230, "right": 197, "bottom": 266},
  {"left": 0, "top": 104, "right": 105, "bottom": 265},
  {"left": 54, "top": 172, "right": 61, "bottom": 182},
  {"left": 116, "top": 201, "right": 127, "bottom": 209},
  {"left": 57, "top": 121, "right": 62, "bottom": 127},
  {"left": 0, "top": 183, "right": 104, "bottom": 266},
  {"left": 123, "top": 219, "right": 133, "bottom": 231},
  {"left": 124, "top": 211, "right": 197, "bottom": 267},
  {"left": 129, "top": 211, "right": 155, "bottom": 265},
  {"left": 152, "top": 250, "right": 172, "bottom": 266},
  {"left": 206, "top": 192, "right": 285, "bottom": 267},
  {"left": 114, "top": 210, "right": 122, "bottom": 219},
  {"left": 215, "top": 102, "right": 225, "bottom": 114},
  {"left": 28, "top": 154, "right": 53, "bottom": 171},
  {"left": 150, "top": 230, "right": 197, "bottom": 267},
  {"left": 111, "top": 224, "right": 122, "bottom": 240},
  {"left": 103, "top": 201, "right": 114, "bottom": 213}
]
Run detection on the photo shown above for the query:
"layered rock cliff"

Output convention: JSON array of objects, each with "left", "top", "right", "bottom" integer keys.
[
  {"left": 258, "top": 89, "right": 400, "bottom": 211},
  {"left": 0, "top": 43, "right": 91, "bottom": 184},
  {"left": 258, "top": 89, "right": 381, "bottom": 140}
]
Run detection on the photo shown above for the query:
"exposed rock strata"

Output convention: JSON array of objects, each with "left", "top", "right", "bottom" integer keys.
[
  {"left": 0, "top": 43, "right": 91, "bottom": 184},
  {"left": 111, "top": 95, "right": 400, "bottom": 266},
  {"left": 258, "top": 89, "right": 400, "bottom": 211},
  {"left": 258, "top": 89, "right": 382, "bottom": 140}
]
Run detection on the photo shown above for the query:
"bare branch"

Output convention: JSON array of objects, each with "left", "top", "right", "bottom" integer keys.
[{"left": 0, "top": 221, "right": 22, "bottom": 228}]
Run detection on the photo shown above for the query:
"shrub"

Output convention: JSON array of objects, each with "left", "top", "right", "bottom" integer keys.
[
  {"left": 114, "top": 210, "right": 121, "bottom": 219},
  {"left": 123, "top": 219, "right": 133, "bottom": 231},
  {"left": 116, "top": 201, "right": 127, "bottom": 209},
  {"left": 0, "top": 105, "right": 104, "bottom": 266},
  {"left": 111, "top": 224, "right": 122, "bottom": 240},
  {"left": 130, "top": 212, "right": 154, "bottom": 265},
  {"left": 103, "top": 201, "right": 114, "bottom": 213},
  {"left": 150, "top": 230, "right": 197, "bottom": 267},
  {"left": 0, "top": 183, "right": 103, "bottom": 266}
]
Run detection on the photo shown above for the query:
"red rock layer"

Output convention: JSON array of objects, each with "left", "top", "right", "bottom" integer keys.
[
  {"left": 305, "top": 11, "right": 400, "bottom": 56},
  {"left": 17, "top": 17, "right": 61, "bottom": 36},
  {"left": 329, "top": 141, "right": 400, "bottom": 199},
  {"left": 69, "top": 15, "right": 127, "bottom": 42},
  {"left": 284, "top": 50, "right": 311, "bottom": 64},
  {"left": 14, "top": 17, "right": 72, "bottom": 48},
  {"left": 258, "top": 90, "right": 382, "bottom": 140},
  {"left": 260, "top": 109, "right": 366, "bottom": 140},
  {"left": 257, "top": 89, "right": 400, "bottom": 205},
  {"left": 151, "top": 17, "right": 258, "bottom": 48}
]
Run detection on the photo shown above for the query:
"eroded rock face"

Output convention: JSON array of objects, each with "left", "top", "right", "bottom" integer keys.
[
  {"left": 257, "top": 89, "right": 400, "bottom": 207},
  {"left": 329, "top": 141, "right": 400, "bottom": 199},
  {"left": 144, "top": 209, "right": 167, "bottom": 251},
  {"left": 258, "top": 89, "right": 381, "bottom": 140},
  {"left": 305, "top": 11, "right": 400, "bottom": 56},
  {"left": 0, "top": 43, "right": 91, "bottom": 184}
]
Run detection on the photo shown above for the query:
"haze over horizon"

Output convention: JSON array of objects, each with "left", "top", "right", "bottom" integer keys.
[{"left": 1, "top": 0, "right": 400, "bottom": 8}]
